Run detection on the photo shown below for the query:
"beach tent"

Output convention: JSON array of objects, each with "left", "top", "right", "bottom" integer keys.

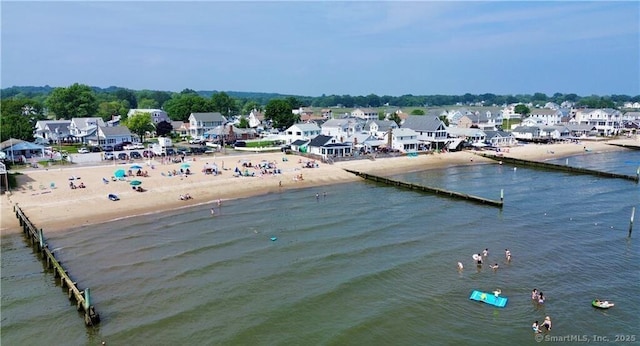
[{"left": 114, "top": 169, "right": 126, "bottom": 178}]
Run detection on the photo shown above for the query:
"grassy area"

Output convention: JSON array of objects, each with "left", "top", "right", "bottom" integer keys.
[{"left": 242, "top": 140, "right": 285, "bottom": 148}]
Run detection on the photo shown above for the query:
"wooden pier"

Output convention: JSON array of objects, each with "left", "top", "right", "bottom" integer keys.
[
  {"left": 13, "top": 204, "right": 100, "bottom": 326},
  {"left": 344, "top": 169, "right": 503, "bottom": 208},
  {"left": 479, "top": 154, "right": 640, "bottom": 183}
]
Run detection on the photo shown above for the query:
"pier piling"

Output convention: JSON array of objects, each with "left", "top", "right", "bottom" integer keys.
[
  {"left": 12, "top": 204, "right": 100, "bottom": 326},
  {"left": 629, "top": 207, "right": 635, "bottom": 238},
  {"left": 344, "top": 169, "right": 503, "bottom": 208}
]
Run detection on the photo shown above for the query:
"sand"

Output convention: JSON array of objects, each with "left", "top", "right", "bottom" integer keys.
[{"left": 1, "top": 139, "right": 636, "bottom": 236}]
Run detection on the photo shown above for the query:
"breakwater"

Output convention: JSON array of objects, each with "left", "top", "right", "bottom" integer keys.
[
  {"left": 13, "top": 204, "right": 100, "bottom": 326},
  {"left": 478, "top": 153, "right": 640, "bottom": 182},
  {"left": 344, "top": 169, "right": 503, "bottom": 208}
]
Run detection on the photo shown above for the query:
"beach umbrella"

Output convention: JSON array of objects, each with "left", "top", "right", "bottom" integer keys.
[
  {"left": 130, "top": 164, "right": 143, "bottom": 170},
  {"left": 130, "top": 180, "right": 142, "bottom": 186},
  {"left": 181, "top": 163, "right": 191, "bottom": 169},
  {"left": 114, "top": 169, "right": 126, "bottom": 178}
]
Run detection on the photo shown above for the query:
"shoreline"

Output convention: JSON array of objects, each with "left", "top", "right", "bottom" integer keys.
[{"left": 1, "top": 139, "right": 636, "bottom": 236}]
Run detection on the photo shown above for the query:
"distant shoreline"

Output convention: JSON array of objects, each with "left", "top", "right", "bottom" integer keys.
[{"left": 1, "top": 139, "right": 636, "bottom": 237}]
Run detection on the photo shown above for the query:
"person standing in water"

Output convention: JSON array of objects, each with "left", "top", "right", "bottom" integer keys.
[{"left": 505, "top": 249, "right": 512, "bottom": 262}]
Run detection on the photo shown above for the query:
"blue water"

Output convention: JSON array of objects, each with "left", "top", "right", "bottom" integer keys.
[{"left": 2, "top": 150, "right": 639, "bottom": 345}]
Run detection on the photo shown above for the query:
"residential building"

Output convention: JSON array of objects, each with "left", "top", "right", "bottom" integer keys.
[
  {"left": 283, "top": 123, "right": 322, "bottom": 144},
  {"left": 383, "top": 128, "right": 419, "bottom": 153},
  {"left": 307, "top": 134, "right": 352, "bottom": 159},
  {"left": 528, "top": 109, "right": 564, "bottom": 126},
  {"left": 188, "top": 112, "right": 227, "bottom": 139},
  {"left": 570, "top": 108, "right": 622, "bottom": 136},
  {"left": 363, "top": 119, "right": 398, "bottom": 139},
  {"left": 401, "top": 115, "right": 448, "bottom": 150},
  {"left": 351, "top": 108, "right": 378, "bottom": 121},
  {"left": 69, "top": 117, "right": 106, "bottom": 144},
  {"left": 321, "top": 118, "right": 363, "bottom": 141},
  {"left": 33, "top": 120, "right": 71, "bottom": 143}
]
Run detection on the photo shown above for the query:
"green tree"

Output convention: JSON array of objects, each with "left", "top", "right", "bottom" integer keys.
[
  {"left": 410, "top": 109, "right": 425, "bottom": 115},
  {"left": 124, "top": 112, "right": 155, "bottom": 141},
  {"left": 114, "top": 88, "right": 138, "bottom": 109},
  {"left": 138, "top": 98, "right": 159, "bottom": 109},
  {"left": 163, "top": 94, "right": 214, "bottom": 121},
  {"left": 97, "top": 100, "right": 128, "bottom": 122},
  {"left": 211, "top": 92, "right": 237, "bottom": 117},
  {"left": 242, "top": 100, "right": 261, "bottom": 114},
  {"left": 0, "top": 114, "right": 34, "bottom": 142},
  {"left": 265, "top": 99, "right": 296, "bottom": 129},
  {"left": 45, "top": 83, "right": 98, "bottom": 119},
  {"left": 514, "top": 104, "right": 531, "bottom": 116},
  {"left": 155, "top": 120, "right": 174, "bottom": 137},
  {"left": 389, "top": 113, "right": 402, "bottom": 126},
  {"left": 286, "top": 96, "right": 302, "bottom": 110},
  {"left": 237, "top": 117, "right": 250, "bottom": 129},
  {"left": 439, "top": 115, "right": 449, "bottom": 127}
]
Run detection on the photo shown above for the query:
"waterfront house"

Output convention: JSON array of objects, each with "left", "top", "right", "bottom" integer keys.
[
  {"left": 570, "top": 108, "right": 622, "bottom": 136},
  {"left": 401, "top": 115, "right": 448, "bottom": 150},
  {"left": 364, "top": 119, "right": 398, "bottom": 139},
  {"left": 127, "top": 109, "right": 171, "bottom": 124},
  {"left": 188, "top": 112, "right": 227, "bottom": 139},
  {"left": 283, "top": 123, "right": 322, "bottom": 144},
  {"left": 34, "top": 120, "right": 71, "bottom": 144},
  {"left": 528, "top": 108, "right": 564, "bottom": 126},
  {"left": 383, "top": 128, "right": 419, "bottom": 153},
  {"left": 69, "top": 117, "right": 106, "bottom": 144},
  {"left": 483, "top": 130, "right": 517, "bottom": 147},
  {"left": 94, "top": 126, "right": 134, "bottom": 148},
  {"left": 307, "top": 135, "right": 352, "bottom": 159},
  {"left": 321, "top": 118, "right": 362, "bottom": 141}
]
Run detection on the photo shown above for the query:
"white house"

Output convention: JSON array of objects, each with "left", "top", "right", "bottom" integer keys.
[
  {"left": 69, "top": 117, "right": 106, "bottom": 144},
  {"left": 351, "top": 108, "right": 378, "bottom": 121},
  {"left": 188, "top": 112, "right": 227, "bottom": 139},
  {"left": 33, "top": 120, "right": 71, "bottom": 143},
  {"left": 94, "top": 126, "right": 134, "bottom": 148},
  {"left": 383, "top": 128, "right": 419, "bottom": 153},
  {"left": 283, "top": 123, "right": 322, "bottom": 144},
  {"left": 307, "top": 134, "right": 352, "bottom": 159},
  {"left": 528, "top": 109, "right": 564, "bottom": 126},
  {"left": 401, "top": 115, "right": 448, "bottom": 150},
  {"left": 320, "top": 118, "right": 362, "bottom": 141},
  {"left": 363, "top": 119, "right": 398, "bottom": 139},
  {"left": 570, "top": 108, "right": 622, "bottom": 136}
]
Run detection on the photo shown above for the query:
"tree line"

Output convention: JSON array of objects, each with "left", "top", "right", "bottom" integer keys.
[{"left": 1, "top": 84, "right": 638, "bottom": 142}]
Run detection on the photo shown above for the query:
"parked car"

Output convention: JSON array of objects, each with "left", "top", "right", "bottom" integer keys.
[
  {"left": 102, "top": 145, "right": 114, "bottom": 152},
  {"left": 190, "top": 147, "right": 207, "bottom": 154},
  {"left": 130, "top": 151, "right": 142, "bottom": 159},
  {"left": 189, "top": 138, "right": 204, "bottom": 144},
  {"left": 78, "top": 147, "right": 90, "bottom": 154},
  {"left": 90, "top": 146, "right": 102, "bottom": 152},
  {"left": 114, "top": 143, "right": 124, "bottom": 151},
  {"left": 166, "top": 148, "right": 176, "bottom": 156},
  {"left": 104, "top": 152, "right": 115, "bottom": 160},
  {"left": 117, "top": 153, "right": 128, "bottom": 160}
]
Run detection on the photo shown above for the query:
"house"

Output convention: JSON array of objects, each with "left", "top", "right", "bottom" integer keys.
[
  {"left": 401, "top": 115, "right": 448, "bottom": 150},
  {"left": 188, "top": 112, "right": 227, "bottom": 139},
  {"left": 283, "top": 123, "right": 322, "bottom": 144},
  {"left": 528, "top": 108, "right": 564, "bottom": 126},
  {"left": 483, "top": 130, "right": 517, "bottom": 147},
  {"left": 321, "top": 118, "right": 363, "bottom": 141},
  {"left": 33, "top": 120, "right": 71, "bottom": 144},
  {"left": 69, "top": 117, "right": 106, "bottom": 144},
  {"left": 248, "top": 109, "right": 264, "bottom": 128},
  {"left": 383, "top": 128, "right": 419, "bottom": 153},
  {"left": 172, "top": 121, "right": 189, "bottom": 138},
  {"left": 345, "top": 131, "right": 380, "bottom": 154},
  {"left": 447, "top": 127, "right": 487, "bottom": 145},
  {"left": 95, "top": 126, "right": 134, "bottom": 148},
  {"left": 363, "top": 119, "right": 398, "bottom": 139},
  {"left": 511, "top": 126, "right": 542, "bottom": 141},
  {"left": 205, "top": 124, "right": 258, "bottom": 144},
  {"left": 307, "top": 135, "right": 352, "bottom": 159},
  {"left": 570, "top": 108, "right": 622, "bottom": 136},
  {"left": 565, "top": 123, "right": 598, "bottom": 138},
  {"left": 457, "top": 109, "right": 501, "bottom": 131},
  {"left": 0, "top": 138, "right": 46, "bottom": 163},
  {"left": 351, "top": 108, "right": 378, "bottom": 121},
  {"left": 127, "top": 109, "right": 171, "bottom": 124}
]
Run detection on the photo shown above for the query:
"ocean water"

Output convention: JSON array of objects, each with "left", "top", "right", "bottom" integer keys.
[{"left": 2, "top": 150, "right": 639, "bottom": 346}]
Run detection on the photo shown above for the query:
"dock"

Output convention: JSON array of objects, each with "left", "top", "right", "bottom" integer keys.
[
  {"left": 13, "top": 204, "right": 100, "bottom": 326},
  {"left": 478, "top": 154, "right": 640, "bottom": 183},
  {"left": 344, "top": 169, "right": 503, "bottom": 208}
]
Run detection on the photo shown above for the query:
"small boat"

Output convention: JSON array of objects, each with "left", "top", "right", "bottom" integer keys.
[
  {"left": 592, "top": 299, "right": 614, "bottom": 309},
  {"left": 108, "top": 194, "right": 120, "bottom": 201}
]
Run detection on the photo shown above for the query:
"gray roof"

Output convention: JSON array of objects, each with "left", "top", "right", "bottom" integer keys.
[
  {"left": 100, "top": 126, "right": 132, "bottom": 136},
  {"left": 401, "top": 115, "right": 444, "bottom": 132},
  {"left": 309, "top": 135, "right": 334, "bottom": 147},
  {"left": 190, "top": 112, "right": 227, "bottom": 122}
]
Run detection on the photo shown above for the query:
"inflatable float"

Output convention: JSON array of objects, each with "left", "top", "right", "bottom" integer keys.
[
  {"left": 469, "top": 290, "right": 508, "bottom": 308},
  {"left": 592, "top": 299, "right": 614, "bottom": 309}
]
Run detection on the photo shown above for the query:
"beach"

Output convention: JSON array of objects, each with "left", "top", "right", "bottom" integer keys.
[{"left": 1, "top": 139, "right": 635, "bottom": 236}]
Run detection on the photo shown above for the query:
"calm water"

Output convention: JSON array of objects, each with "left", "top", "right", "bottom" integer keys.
[{"left": 2, "top": 150, "right": 639, "bottom": 346}]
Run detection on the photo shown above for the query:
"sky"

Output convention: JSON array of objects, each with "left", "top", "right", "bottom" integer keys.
[{"left": 1, "top": 1, "right": 639, "bottom": 97}]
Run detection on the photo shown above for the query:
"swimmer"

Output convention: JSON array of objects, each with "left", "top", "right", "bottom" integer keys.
[
  {"left": 505, "top": 249, "right": 511, "bottom": 262},
  {"left": 457, "top": 262, "right": 464, "bottom": 270},
  {"left": 210, "top": 208, "right": 215, "bottom": 216},
  {"left": 482, "top": 248, "right": 488, "bottom": 257},
  {"left": 531, "top": 289, "right": 539, "bottom": 300},
  {"left": 492, "top": 289, "right": 501, "bottom": 297},
  {"left": 541, "top": 316, "right": 551, "bottom": 331},
  {"left": 476, "top": 254, "right": 483, "bottom": 265},
  {"left": 532, "top": 321, "right": 540, "bottom": 333},
  {"left": 490, "top": 263, "right": 499, "bottom": 270},
  {"left": 538, "top": 292, "right": 545, "bottom": 304}
]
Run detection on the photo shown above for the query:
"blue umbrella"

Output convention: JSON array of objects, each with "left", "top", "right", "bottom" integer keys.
[
  {"left": 114, "top": 169, "right": 126, "bottom": 178},
  {"left": 181, "top": 163, "right": 191, "bottom": 169},
  {"left": 130, "top": 180, "right": 142, "bottom": 186},
  {"left": 130, "top": 164, "right": 143, "bottom": 170}
]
